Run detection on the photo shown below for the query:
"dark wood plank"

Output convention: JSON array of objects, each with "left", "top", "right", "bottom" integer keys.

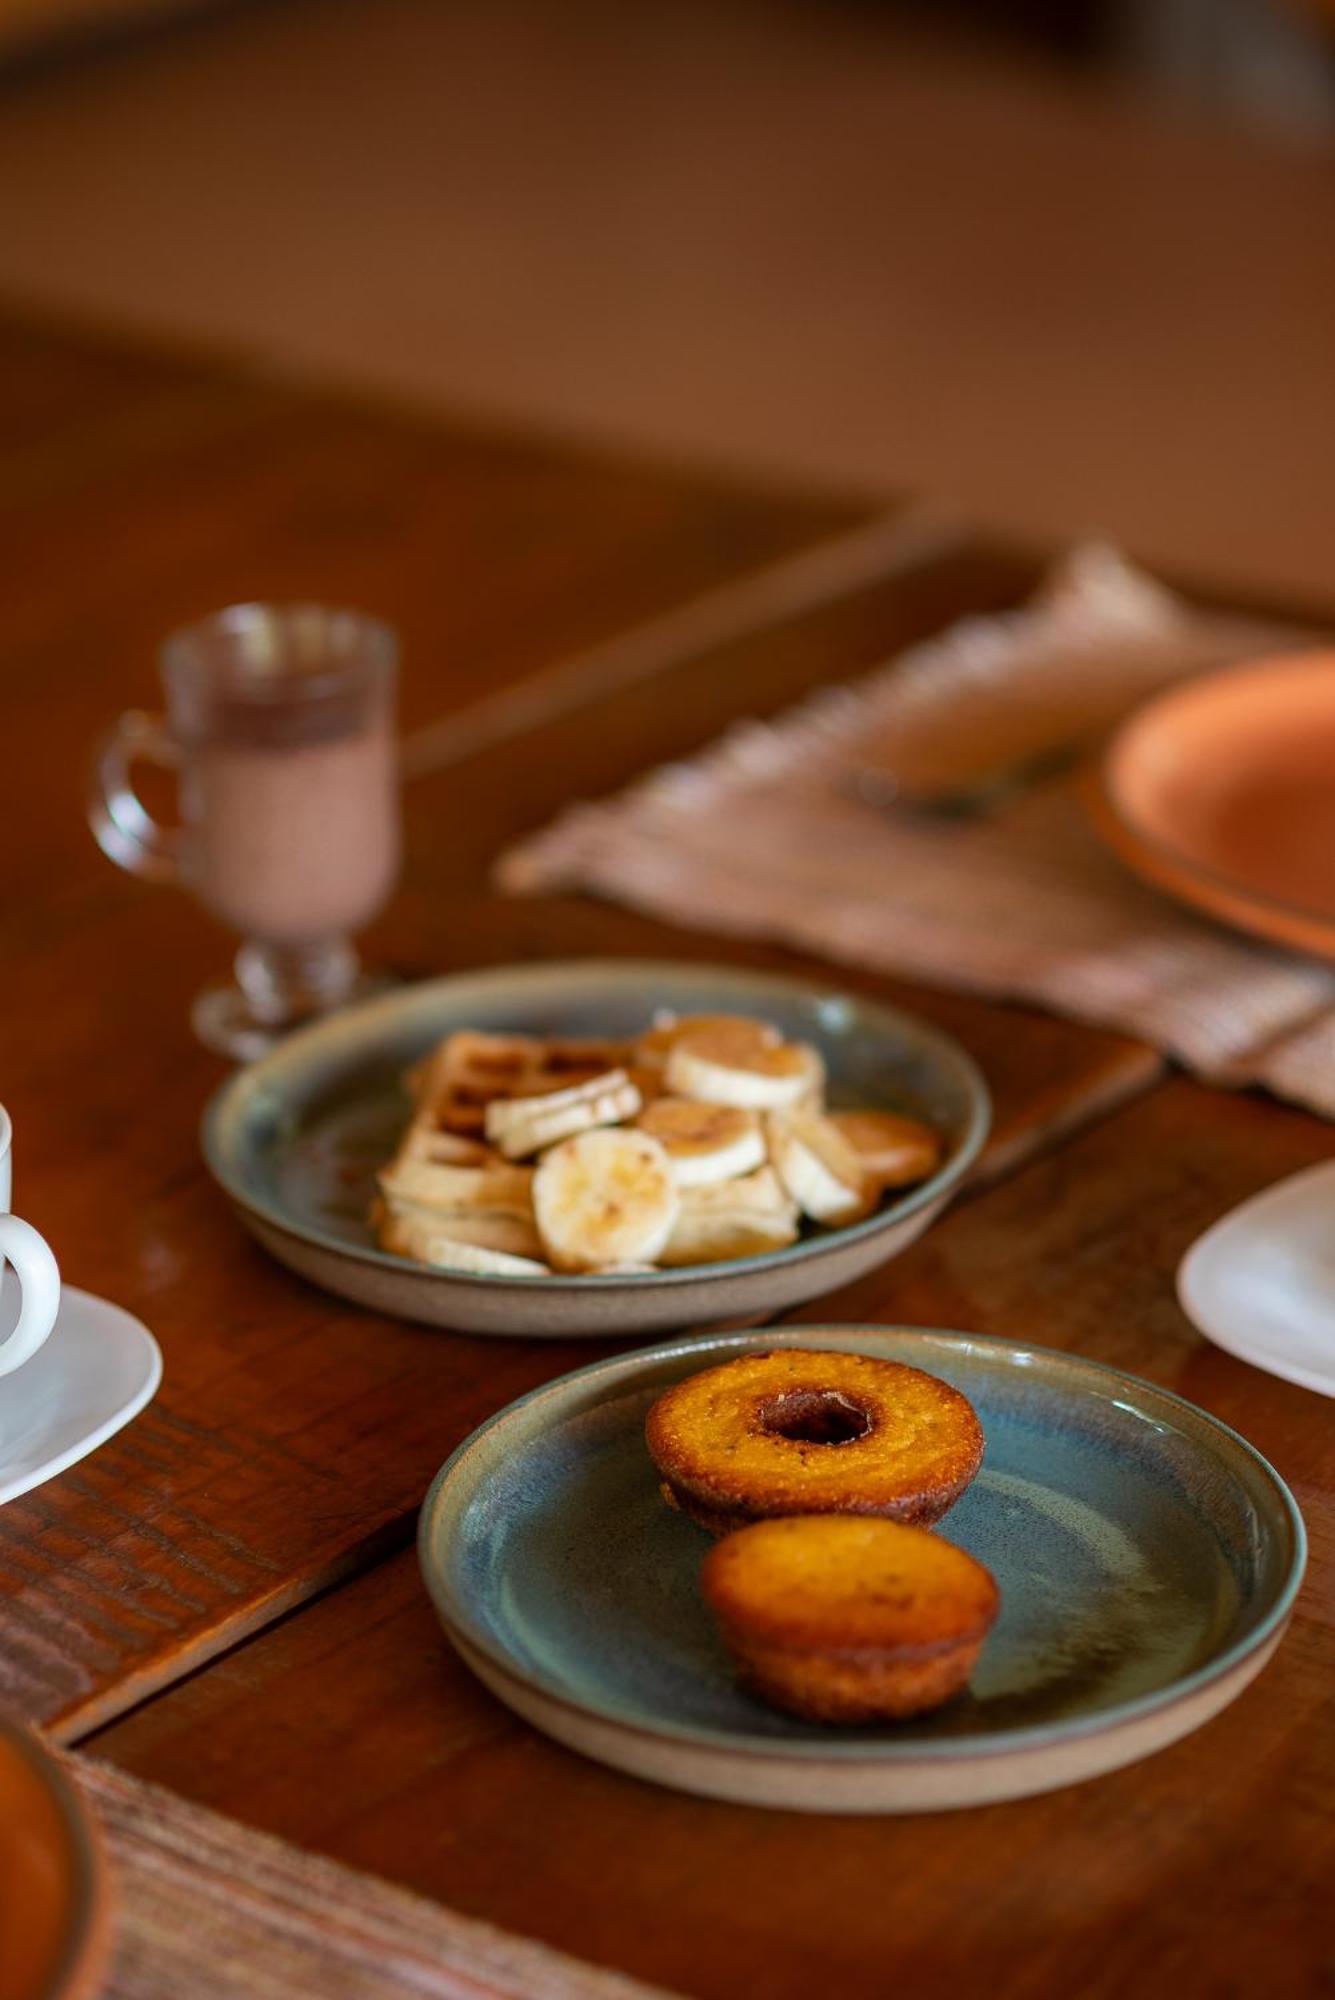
[
  {"left": 1, "top": 311, "right": 1154, "bottom": 1740},
  {"left": 0, "top": 305, "right": 225, "bottom": 453},
  {"left": 91, "top": 1077, "right": 1335, "bottom": 2000},
  {"left": 1, "top": 373, "right": 855, "bottom": 906}
]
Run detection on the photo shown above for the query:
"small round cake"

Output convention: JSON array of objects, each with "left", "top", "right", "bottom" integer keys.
[
  {"left": 645, "top": 1347, "right": 984, "bottom": 1535},
  {"left": 702, "top": 1515, "right": 999, "bottom": 1722}
]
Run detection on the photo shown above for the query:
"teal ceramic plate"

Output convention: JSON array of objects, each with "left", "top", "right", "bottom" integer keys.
[
  {"left": 419, "top": 1326, "right": 1305, "bottom": 1812},
  {"left": 202, "top": 961, "right": 988, "bottom": 1338}
]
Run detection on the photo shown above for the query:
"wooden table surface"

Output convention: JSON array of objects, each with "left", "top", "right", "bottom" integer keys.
[{"left": 2, "top": 301, "right": 1332, "bottom": 1998}]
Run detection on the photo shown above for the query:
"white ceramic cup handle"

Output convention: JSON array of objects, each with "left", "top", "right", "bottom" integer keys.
[
  {"left": 0, "top": 1214, "right": 60, "bottom": 1377},
  {"left": 88, "top": 709, "right": 187, "bottom": 884}
]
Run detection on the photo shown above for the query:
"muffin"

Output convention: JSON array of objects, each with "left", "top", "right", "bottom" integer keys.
[{"left": 702, "top": 1514, "right": 999, "bottom": 1722}]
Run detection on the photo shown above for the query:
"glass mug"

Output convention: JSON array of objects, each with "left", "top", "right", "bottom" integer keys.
[
  {"left": 0, "top": 1106, "right": 61, "bottom": 1380},
  {"left": 90, "top": 605, "right": 401, "bottom": 1058}
]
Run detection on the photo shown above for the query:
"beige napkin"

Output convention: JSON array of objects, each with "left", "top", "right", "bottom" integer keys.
[{"left": 499, "top": 547, "right": 1335, "bottom": 1118}]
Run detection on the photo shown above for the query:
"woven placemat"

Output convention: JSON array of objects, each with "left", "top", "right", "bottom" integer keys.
[
  {"left": 500, "top": 547, "right": 1335, "bottom": 1118},
  {"left": 76, "top": 1755, "right": 670, "bottom": 2000}
]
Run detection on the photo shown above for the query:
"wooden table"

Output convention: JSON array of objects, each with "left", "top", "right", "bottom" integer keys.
[{"left": 2, "top": 302, "right": 1332, "bottom": 1998}]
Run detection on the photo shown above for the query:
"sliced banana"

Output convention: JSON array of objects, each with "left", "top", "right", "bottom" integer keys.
[
  {"left": 624, "top": 1062, "right": 668, "bottom": 1105},
  {"left": 827, "top": 1109, "right": 943, "bottom": 1190},
  {"left": 792, "top": 1059, "right": 827, "bottom": 1117},
  {"left": 377, "top": 1157, "right": 534, "bottom": 1216},
  {"left": 665, "top": 1023, "right": 825, "bottom": 1111},
  {"left": 659, "top": 1166, "right": 799, "bottom": 1266},
  {"left": 377, "top": 1010, "right": 915, "bottom": 1276},
  {"left": 634, "top": 1012, "right": 783, "bottom": 1072},
  {"left": 409, "top": 1238, "right": 551, "bottom": 1278},
  {"left": 377, "top": 1197, "right": 546, "bottom": 1264},
  {"left": 765, "top": 1109, "right": 877, "bottom": 1226},
  {"left": 533, "top": 1128, "right": 679, "bottom": 1272},
  {"left": 398, "top": 1125, "right": 498, "bottom": 1168},
  {"left": 484, "top": 1069, "right": 642, "bottom": 1160},
  {"left": 635, "top": 1097, "right": 766, "bottom": 1187}
]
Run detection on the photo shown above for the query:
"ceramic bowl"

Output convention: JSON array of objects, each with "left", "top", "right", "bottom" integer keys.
[
  {"left": 420, "top": 1325, "right": 1306, "bottom": 1812},
  {"left": 1094, "top": 649, "right": 1335, "bottom": 958},
  {"left": 0, "top": 1721, "right": 109, "bottom": 2000},
  {"left": 203, "top": 960, "right": 989, "bottom": 1338}
]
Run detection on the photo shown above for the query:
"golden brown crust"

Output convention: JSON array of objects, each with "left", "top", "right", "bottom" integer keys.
[
  {"left": 645, "top": 1349, "right": 983, "bottom": 1533},
  {"left": 701, "top": 1516, "right": 999, "bottom": 1722},
  {"left": 724, "top": 1633, "right": 988, "bottom": 1723}
]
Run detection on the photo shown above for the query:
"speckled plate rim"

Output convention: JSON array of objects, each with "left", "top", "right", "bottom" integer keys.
[
  {"left": 201, "top": 959, "right": 990, "bottom": 1293},
  {"left": 418, "top": 1325, "right": 1307, "bottom": 1766}
]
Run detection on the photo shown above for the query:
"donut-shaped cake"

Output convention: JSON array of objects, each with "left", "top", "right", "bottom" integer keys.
[
  {"left": 645, "top": 1347, "right": 984, "bottom": 1535},
  {"left": 702, "top": 1515, "right": 999, "bottom": 1722}
]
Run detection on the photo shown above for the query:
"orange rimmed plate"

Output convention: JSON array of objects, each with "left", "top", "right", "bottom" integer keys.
[
  {"left": 1093, "top": 649, "right": 1335, "bottom": 959},
  {"left": 0, "top": 1722, "right": 110, "bottom": 2000}
]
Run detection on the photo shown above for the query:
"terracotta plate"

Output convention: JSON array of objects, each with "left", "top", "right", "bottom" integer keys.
[
  {"left": 0, "top": 1723, "right": 109, "bottom": 2000},
  {"left": 419, "top": 1326, "right": 1305, "bottom": 1813},
  {"left": 1095, "top": 649, "right": 1335, "bottom": 958},
  {"left": 202, "top": 961, "right": 988, "bottom": 1339}
]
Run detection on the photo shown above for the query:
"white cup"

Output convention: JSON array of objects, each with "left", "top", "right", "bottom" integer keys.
[{"left": 0, "top": 1107, "right": 60, "bottom": 1377}]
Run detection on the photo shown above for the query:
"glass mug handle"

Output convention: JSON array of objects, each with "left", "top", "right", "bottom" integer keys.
[
  {"left": 88, "top": 710, "right": 187, "bottom": 884},
  {"left": 0, "top": 1215, "right": 60, "bottom": 1377}
]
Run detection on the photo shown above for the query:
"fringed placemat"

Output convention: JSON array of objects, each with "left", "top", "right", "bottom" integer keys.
[
  {"left": 499, "top": 547, "right": 1335, "bottom": 1118},
  {"left": 79, "top": 1756, "right": 670, "bottom": 2000}
]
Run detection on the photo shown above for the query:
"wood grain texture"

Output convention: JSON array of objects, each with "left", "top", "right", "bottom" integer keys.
[
  {"left": 0, "top": 309, "right": 1154, "bottom": 1742},
  {"left": 92, "top": 1079, "right": 1335, "bottom": 2000},
  {"left": 70, "top": 1754, "right": 671, "bottom": 2000}
]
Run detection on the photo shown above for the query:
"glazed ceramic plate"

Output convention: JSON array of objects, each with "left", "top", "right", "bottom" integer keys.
[
  {"left": 0, "top": 1720, "right": 109, "bottom": 2000},
  {"left": 419, "top": 1326, "right": 1304, "bottom": 1813},
  {"left": 0, "top": 1272, "right": 162, "bottom": 1505},
  {"left": 203, "top": 961, "right": 988, "bottom": 1338},
  {"left": 1179, "top": 1158, "right": 1335, "bottom": 1399},
  {"left": 1095, "top": 650, "right": 1335, "bottom": 958}
]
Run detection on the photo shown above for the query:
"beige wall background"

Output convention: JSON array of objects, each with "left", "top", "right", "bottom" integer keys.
[{"left": 0, "top": 0, "right": 1332, "bottom": 603}]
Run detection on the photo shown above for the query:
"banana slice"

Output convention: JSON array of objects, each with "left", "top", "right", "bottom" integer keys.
[
  {"left": 665, "top": 1023, "right": 825, "bottom": 1111},
  {"left": 485, "top": 1069, "right": 642, "bottom": 1160},
  {"left": 765, "top": 1110, "right": 877, "bottom": 1226},
  {"left": 624, "top": 1062, "right": 668, "bottom": 1105},
  {"left": 634, "top": 1012, "right": 782, "bottom": 1074},
  {"left": 635, "top": 1097, "right": 766, "bottom": 1188},
  {"left": 377, "top": 1198, "right": 546, "bottom": 1264},
  {"left": 410, "top": 1238, "right": 551, "bottom": 1278},
  {"left": 377, "top": 1157, "right": 534, "bottom": 1216},
  {"left": 659, "top": 1166, "right": 800, "bottom": 1266},
  {"left": 399, "top": 1126, "right": 498, "bottom": 1168},
  {"left": 533, "top": 1128, "right": 679, "bottom": 1272},
  {"left": 792, "top": 1060, "right": 827, "bottom": 1117},
  {"left": 827, "top": 1109, "right": 943, "bottom": 1190}
]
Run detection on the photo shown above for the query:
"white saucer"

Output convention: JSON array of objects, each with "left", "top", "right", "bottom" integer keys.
[
  {"left": 0, "top": 1271, "right": 162, "bottom": 1504},
  {"left": 1178, "top": 1158, "right": 1335, "bottom": 1400}
]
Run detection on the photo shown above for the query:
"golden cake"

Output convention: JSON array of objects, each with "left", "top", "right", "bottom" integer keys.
[
  {"left": 701, "top": 1515, "right": 999, "bottom": 1722},
  {"left": 645, "top": 1347, "right": 984, "bottom": 1535}
]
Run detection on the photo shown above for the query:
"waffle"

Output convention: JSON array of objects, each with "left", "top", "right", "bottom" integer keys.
[
  {"left": 410, "top": 1030, "right": 631, "bottom": 1138},
  {"left": 371, "top": 1012, "right": 944, "bottom": 1276}
]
